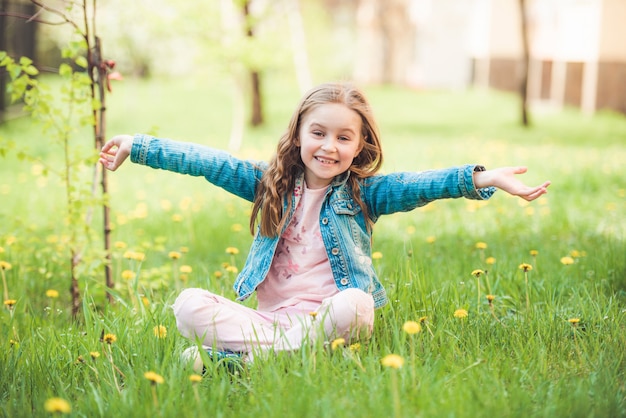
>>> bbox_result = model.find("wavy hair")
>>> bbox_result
[250,82,383,237]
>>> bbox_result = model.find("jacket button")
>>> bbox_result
[331,248,339,255]
[340,278,349,286]
[322,218,328,225]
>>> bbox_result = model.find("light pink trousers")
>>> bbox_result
[173,287,375,356]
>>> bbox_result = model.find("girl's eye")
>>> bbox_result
[313,131,324,137]
[339,136,350,141]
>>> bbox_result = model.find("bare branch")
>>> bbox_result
[0,11,67,25]
[29,0,84,35]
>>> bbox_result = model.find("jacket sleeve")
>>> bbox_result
[362,165,496,220]
[130,134,264,202]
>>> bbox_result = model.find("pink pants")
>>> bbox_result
[172,287,375,355]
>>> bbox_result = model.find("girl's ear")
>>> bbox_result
[294,136,300,147]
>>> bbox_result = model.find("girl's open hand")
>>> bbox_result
[474,166,551,202]
[99,135,133,171]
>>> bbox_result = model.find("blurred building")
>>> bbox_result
[407,0,626,115]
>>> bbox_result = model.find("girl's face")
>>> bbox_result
[297,103,363,189]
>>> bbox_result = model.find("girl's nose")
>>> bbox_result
[321,137,337,152]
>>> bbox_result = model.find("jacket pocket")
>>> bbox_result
[331,199,361,216]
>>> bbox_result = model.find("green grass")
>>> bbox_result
[0,74,625,417]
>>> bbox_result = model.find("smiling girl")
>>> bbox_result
[100,82,550,368]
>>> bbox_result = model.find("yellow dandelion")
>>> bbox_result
[570,250,581,258]
[485,257,496,265]
[213,271,223,279]
[153,325,167,339]
[121,270,136,281]
[0,261,12,270]
[225,247,240,255]
[475,242,488,250]
[180,246,189,253]
[171,214,183,222]
[568,318,580,325]
[309,311,318,320]
[349,343,361,352]
[189,374,202,383]
[131,252,146,262]
[144,371,165,384]
[486,294,495,303]
[471,269,484,277]
[114,241,127,250]
[426,236,436,244]
[90,351,100,360]
[10,339,18,347]
[381,354,404,369]
[331,338,346,351]
[180,265,192,274]
[518,263,533,272]
[4,299,16,307]
[179,274,189,282]
[530,250,538,256]
[46,289,59,298]
[418,316,428,323]
[372,251,383,260]
[231,223,243,232]
[168,251,181,260]
[103,333,117,344]
[0,247,4,254]
[44,397,71,414]
[226,265,238,274]
[453,308,468,319]
[560,256,575,265]
[142,296,150,307]
[402,320,422,335]
[123,250,134,259]
[75,355,85,364]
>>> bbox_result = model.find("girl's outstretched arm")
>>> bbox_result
[99,134,133,171]
[474,166,551,202]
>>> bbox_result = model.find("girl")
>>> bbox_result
[100,82,550,367]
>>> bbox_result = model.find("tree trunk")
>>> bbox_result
[90,37,113,304]
[519,0,531,127]
[242,0,263,126]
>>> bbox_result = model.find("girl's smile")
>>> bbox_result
[298,103,363,189]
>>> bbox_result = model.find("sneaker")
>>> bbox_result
[181,346,244,374]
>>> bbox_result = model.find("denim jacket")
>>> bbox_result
[131,134,496,308]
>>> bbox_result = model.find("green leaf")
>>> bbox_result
[24,65,39,76]
[19,56,33,67]
[59,63,73,77]
[75,56,88,69]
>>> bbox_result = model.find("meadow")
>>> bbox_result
[0,74,625,417]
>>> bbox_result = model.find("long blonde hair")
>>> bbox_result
[250,82,383,237]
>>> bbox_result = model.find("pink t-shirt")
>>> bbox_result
[256,185,338,313]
